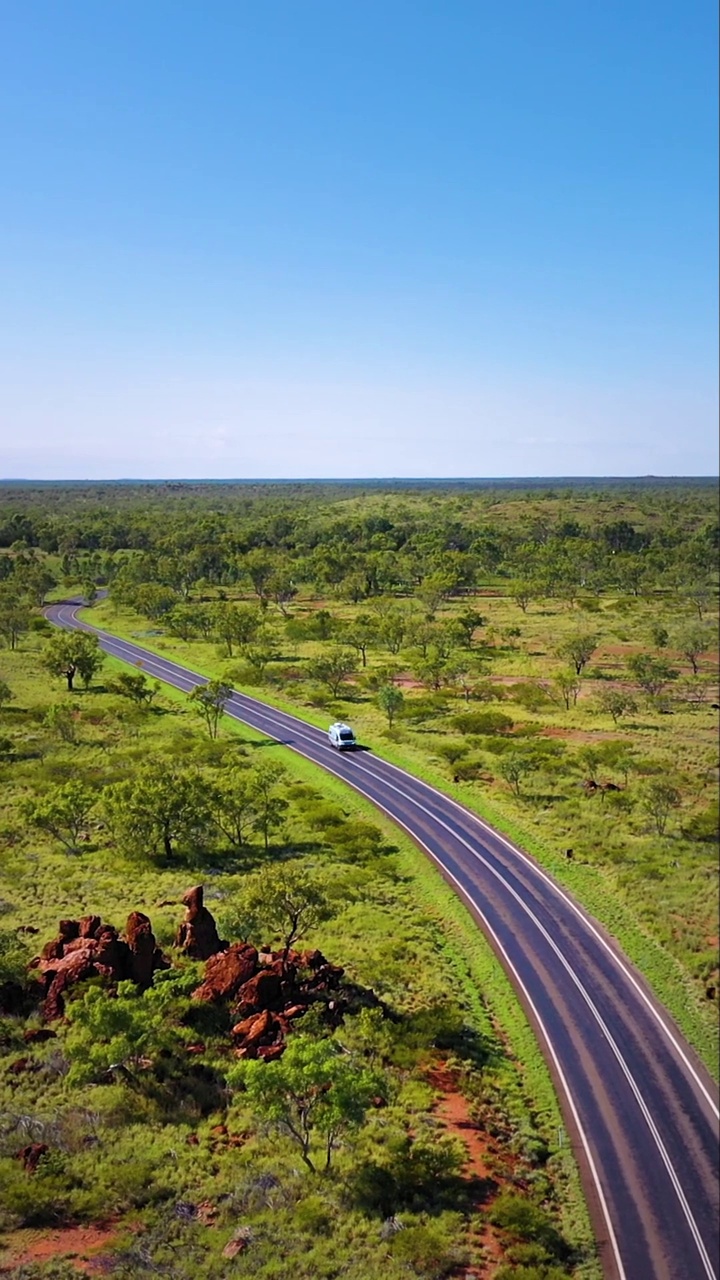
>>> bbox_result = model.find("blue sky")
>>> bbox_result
[0,1,717,478]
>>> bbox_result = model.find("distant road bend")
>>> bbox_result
[48,600,719,1280]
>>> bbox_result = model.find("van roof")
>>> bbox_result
[330,722,354,732]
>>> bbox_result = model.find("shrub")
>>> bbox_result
[682,801,719,843]
[435,743,469,765]
[452,711,514,736]
[390,1216,466,1276]
[489,1192,568,1258]
[452,758,484,782]
[511,683,553,712]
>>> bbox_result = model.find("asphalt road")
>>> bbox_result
[48,600,719,1280]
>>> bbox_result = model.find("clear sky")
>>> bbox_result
[0,1,717,478]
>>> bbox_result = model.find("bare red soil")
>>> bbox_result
[0,1224,117,1275]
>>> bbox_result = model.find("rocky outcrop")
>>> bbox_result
[192,943,259,1002]
[192,943,347,1060]
[32,912,169,1021]
[30,889,371,1065]
[125,911,168,988]
[175,886,227,960]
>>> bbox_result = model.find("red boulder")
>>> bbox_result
[175,886,227,960]
[192,942,259,1002]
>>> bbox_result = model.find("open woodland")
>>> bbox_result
[0,478,717,1279]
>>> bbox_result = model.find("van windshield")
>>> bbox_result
[339,730,354,740]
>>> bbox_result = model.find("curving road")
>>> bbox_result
[48,600,719,1280]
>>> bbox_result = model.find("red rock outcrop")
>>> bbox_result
[33,912,169,1020]
[192,943,258,1002]
[189,935,348,1059]
[175,886,227,960]
[234,970,283,1015]
[125,911,169,988]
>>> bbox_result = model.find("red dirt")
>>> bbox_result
[427,1062,512,1275]
[0,1224,118,1275]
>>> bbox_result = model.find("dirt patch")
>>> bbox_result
[0,1224,118,1275]
[427,1062,512,1275]
[428,1063,494,1182]
[394,675,425,691]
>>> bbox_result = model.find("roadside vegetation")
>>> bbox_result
[0,477,717,1276]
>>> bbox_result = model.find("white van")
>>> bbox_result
[328,722,356,750]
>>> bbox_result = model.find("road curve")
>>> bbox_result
[48,600,719,1280]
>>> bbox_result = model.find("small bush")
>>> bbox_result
[509,683,552,712]
[682,801,719,843]
[452,711,514,736]
[489,1192,568,1259]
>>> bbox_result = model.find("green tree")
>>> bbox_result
[684,579,713,620]
[231,1035,383,1172]
[556,632,599,675]
[0,590,32,650]
[308,647,359,698]
[342,614,377,667]
[267,569,298,616]
[15,564,57,606]
[627,653,679,699]
[596,688,637,725]
[415,647,453,692]
[244,550,276,605]
[552,672,581,709]
[248,759,289,851]
[676,676,711,709]
[210,768,258,849]
[22,781,95,852]
[375,608,408,655]
[649,623,669,649]
[103,763,213,863]
[64,978,183,1086]
[188,679,232,739]
[377,684,404,727]
[43,631,104,691]
[244,641,277,682]
[451,608,485,649]
[509,581,534,613]
[641,780,682,836]
[166,604,199,641]
[43,702,78,742]
[131,582,179,619]
[498,752,537,797]
[212,602,261,657]
[235,864,330,967]
[107,670,160,707]
[675,623,715,675]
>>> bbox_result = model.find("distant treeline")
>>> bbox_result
[0,483,717,614]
